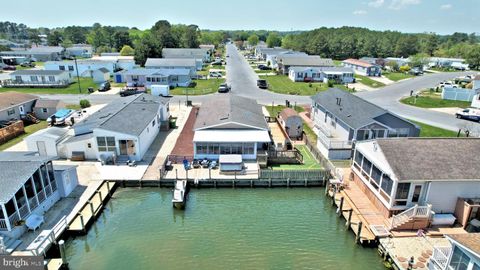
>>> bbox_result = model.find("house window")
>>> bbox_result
[30,76,38,82]
[59,66,65,70]
[243,143,255,155]
[48,76,55,82]
[15,76,22,81]
[354,151,363,167]
[220,145,232,154]
[152,119,156,127]
[208,144,220,155]
[380,174,393,198]
[362,158,372,175]
[449,246,470,270]
[472,263,480,270]
[395,183,410,200]
[147,77,151,82]
[171,76,178,82]
[97,137,116,152]
[42,108,48,113]
[371,165,382,186]
[68,66,74,71]
[196,143,208,154]
[7,109,15,115]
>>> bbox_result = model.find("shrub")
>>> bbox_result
[80,99,91,109]
[399,65,411,73]
[327,80,335,87]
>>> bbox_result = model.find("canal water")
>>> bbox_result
[65,188,384,270]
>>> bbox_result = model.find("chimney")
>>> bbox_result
[338,98,342,106]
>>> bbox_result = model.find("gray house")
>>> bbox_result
[144,58,198,77]
[33,99,66,120]
[311,88,420,160]
[7,70,72,87]
[122,68,192,88]
[0,46,65,62]
[161,48,211,63]
[0,92,38,122]
[277,55,334,75]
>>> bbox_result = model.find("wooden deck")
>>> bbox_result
[268,122,287,147]
[68,181,116,233]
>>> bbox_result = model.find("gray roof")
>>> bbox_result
[145,58,197,67]
[0,152,55,204]
[34,99,63,108]
[311,88,390,129]
[10,70,68,76]
[194,94,268,131]
[376,138,480,181]
[97,68,110,73]
[0,92,38,111]
[289,66,354,73]
[74,94,170,136]
[162,48,209,59]
[29,46,64,53]
[62,132,94,144]
[29,127,69,142]
[280,55,334,67]
[123,68,190,77]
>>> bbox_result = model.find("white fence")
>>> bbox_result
[442,87,478,102]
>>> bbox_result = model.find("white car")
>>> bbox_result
[456,108,480,122]
[209,72,222,78]
[438,81,458,88]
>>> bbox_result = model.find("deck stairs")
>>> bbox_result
[389,204,432,231]
[22,113,40,124]
[0,234,22,254]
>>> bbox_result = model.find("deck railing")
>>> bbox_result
[29,197,38,210]
[430,246,452,270]
[390,204,432,229]
[0,219,7,230]
[2,79,71,88]
[27,215,68,256]
[51,180,58,192]
[317,131,352,150]
[259,169,328,180]
[8,213,20,227]
[37,190,46,203]
[45,185,52,197]
[18,204,29,219]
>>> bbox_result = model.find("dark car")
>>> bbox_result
[2,65,16,71]
[120,88,145,97]
[98,81,111,92]
[218,83,231,93]
[257,79,268,89]
[212,61,223,66]
[257,64,272,70]
[409,68,423,76]
[20,62,35,68]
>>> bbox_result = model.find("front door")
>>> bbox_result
[18,105,25,115]
[119,140,135,156]
[37,141,47,156]
[411,185,422,203]
[119,140,128,155]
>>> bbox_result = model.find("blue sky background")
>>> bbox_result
[3,0,478,34]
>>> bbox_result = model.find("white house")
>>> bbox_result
[311,88,420,160]
[8,70,72,87]
[144,58,198,77]
[121,68,192,88]
[429,233,480,270]
[342,58,382,76]
[92,68,110,83]
[62,94,170,162]
[44,60,115,78]
[162,48,211,63]
[267,51,307,68]
[65,44,93,58]
[193,95,271,161]
[277,55,334,75]
[428,57,469,70]
[288,67,354,84]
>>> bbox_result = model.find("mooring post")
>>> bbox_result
[59,240,68,267]
[79,214,85,231]
[346,209,353,227]
[325,183,329,196]
[175,169,178,180]
[209,169,211,179]
[269,179,272,188]
[98,191,103,205]
[338,197,344,216]
[287,178,290,188]
[186,170,188,180]
[305,179,307,187]
[356,221,363,244]
[332,187,337,206]
[232,180,235,188]
[214,180,217,188]
[89,201,95,216]
[106,181,110,193]
[234,171,237,179]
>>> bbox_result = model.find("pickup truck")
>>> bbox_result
[456,108,480,122]
[120,87,146,97]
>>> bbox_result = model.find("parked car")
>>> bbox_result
[409,68,423,76]
[209,71,222,78]
[455,108,480,122]
[218,83,231,93]
[438,81,458,88]
[257,79,268,89]
[20,62,36,68]
[257,64,272,70]
[47,109,75,126]
[2,65,16,71]
[120,88,146,97]
[98,81,111,92]
[212,61,223,66]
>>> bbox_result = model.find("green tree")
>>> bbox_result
[134,33,162,66]
[421,34,438,56]
[152,20,177,48]
[281,34,295,49]
[112,30,132,51]
[266,32,282,48]
[182,24,200,48]
[28,29,41,46]
[120,45,134,56]
[87,23,106,50]
[80,99,91,108]
[63,26,88,44]
[47,31,63,46]
[409,53,430,68]
[386,61,399,72]
[466,45,480,70]
[247,34,259,46]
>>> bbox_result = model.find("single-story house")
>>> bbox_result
[7,70,72,87]
[277,55,334,75]
[430,234,480,270]
[193,95,271,161]
[267,51,307,68]
[255,47,290,60]
[63,94,170,162]
[162,48,211,63]
[120,68,191,88]
[92,68,110,83]
[33,99,66,120]
[360,57,386,68]
[199,44,215,53]
[288,67,355,84]
[311,88,420,160]
[0,152,78,237]
[385,57,410,68]
[65,44,93,58]
[44,60,116,77]
[342,59,381,76]
[144,58,198,77]
[278,108,303,140]
[91,55,136,70]
[428,57,469,70]
[352,138,480,220]
[0,46,65,62]
[25,127,69,157]
[0,92,38,122]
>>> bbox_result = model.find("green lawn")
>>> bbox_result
[66,104,82,110]
[411,120,460,137]
[333,60,343,66]
[384,72,414,81]
[260,75,331,96]
[0,77,98,94]
[255,69,274,74]
[0,121,48,151]
[170,79,223,95]
[401,90,471,109]
[355,75,386,88]
[272,145,322,170]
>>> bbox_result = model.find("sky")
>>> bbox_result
[2,0,478,34]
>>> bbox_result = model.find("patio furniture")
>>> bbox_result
[183,159,191,170]
[192,160,201,169]
[26,214,44,232]
[165,160,173,171]
[209,161,218,169]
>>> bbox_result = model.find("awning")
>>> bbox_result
[193,130,271,143]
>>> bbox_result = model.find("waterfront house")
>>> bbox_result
[25,127,69,157]
[162,48,211,63]
[62,94,170,162]
[311,88,419,160]
[121,68,192,88]
[278,108,303,140]
[342,58,382,76]
[288,67,354,84]
[192,95,271,161]
[352,138,480,221]
[32,99,66,120]
[0,151,78,237]
[0,92,38,122]
[65,44,93,58]
[144,58,199,76]
[6,70,72,88]
[277,55,334,75]
[429,233,480,270]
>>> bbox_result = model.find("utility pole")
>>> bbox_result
[74,56,81,93]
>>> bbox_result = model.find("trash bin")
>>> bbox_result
[169,118,177,128]
[186,100,192,107]
[88,87,94,93]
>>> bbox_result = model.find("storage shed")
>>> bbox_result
[25,127,69,156]
[33,99,66,120]
[278,108,303,140]
[92,68,110,83]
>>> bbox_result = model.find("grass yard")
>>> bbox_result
[401,90,471,109]
[411,120,461,137]
[303,123,317,142]
[170,79,223,95]
[260,75,330,96]
[65,104,82,110]
[384,72,414,81]
[333,60,343,66]
[271,145,322,170]
[197,66,226,76]
[0,121,48,151]
[255,69,274,74]
[355,75,386,88]
[0,77,98,94]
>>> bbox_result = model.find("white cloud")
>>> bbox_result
[353,10,368,15]
[440,4,452,10]
[368,0,385,8]
[389,0,421,10]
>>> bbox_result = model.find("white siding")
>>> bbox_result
[426,181,480,213]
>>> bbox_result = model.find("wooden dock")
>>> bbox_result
[68,181,117,234]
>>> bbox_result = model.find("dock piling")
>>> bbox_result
[79,214,85,232]
[175,169,178,179]
[59,240,68,268]
[338,197,344,216]
[331,187,336,206]
[356,221,363,244]
[89,201,95,216]
[209,169,211,179]
[346,209,353,227]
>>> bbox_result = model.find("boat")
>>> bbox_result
[172,180,187,209]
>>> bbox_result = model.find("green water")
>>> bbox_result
[65,188,384,270]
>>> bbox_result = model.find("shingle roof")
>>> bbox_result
[343,58,374,68]
[0,152,55,203]
[289,66,353,73]
[145,58,197,67]
[34,99,62,108]
[123,68,191,77]
[447,233,480,256]
[29,46,64,53]
[162,48,209,59]
[10,70,68,76]
[97,67,110,73]
[376,138,480,181]
[311,88,387,129]
[0,92,38,111]
[280,55,334,67]
[194,94,268,131]
[279,108,299,119]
